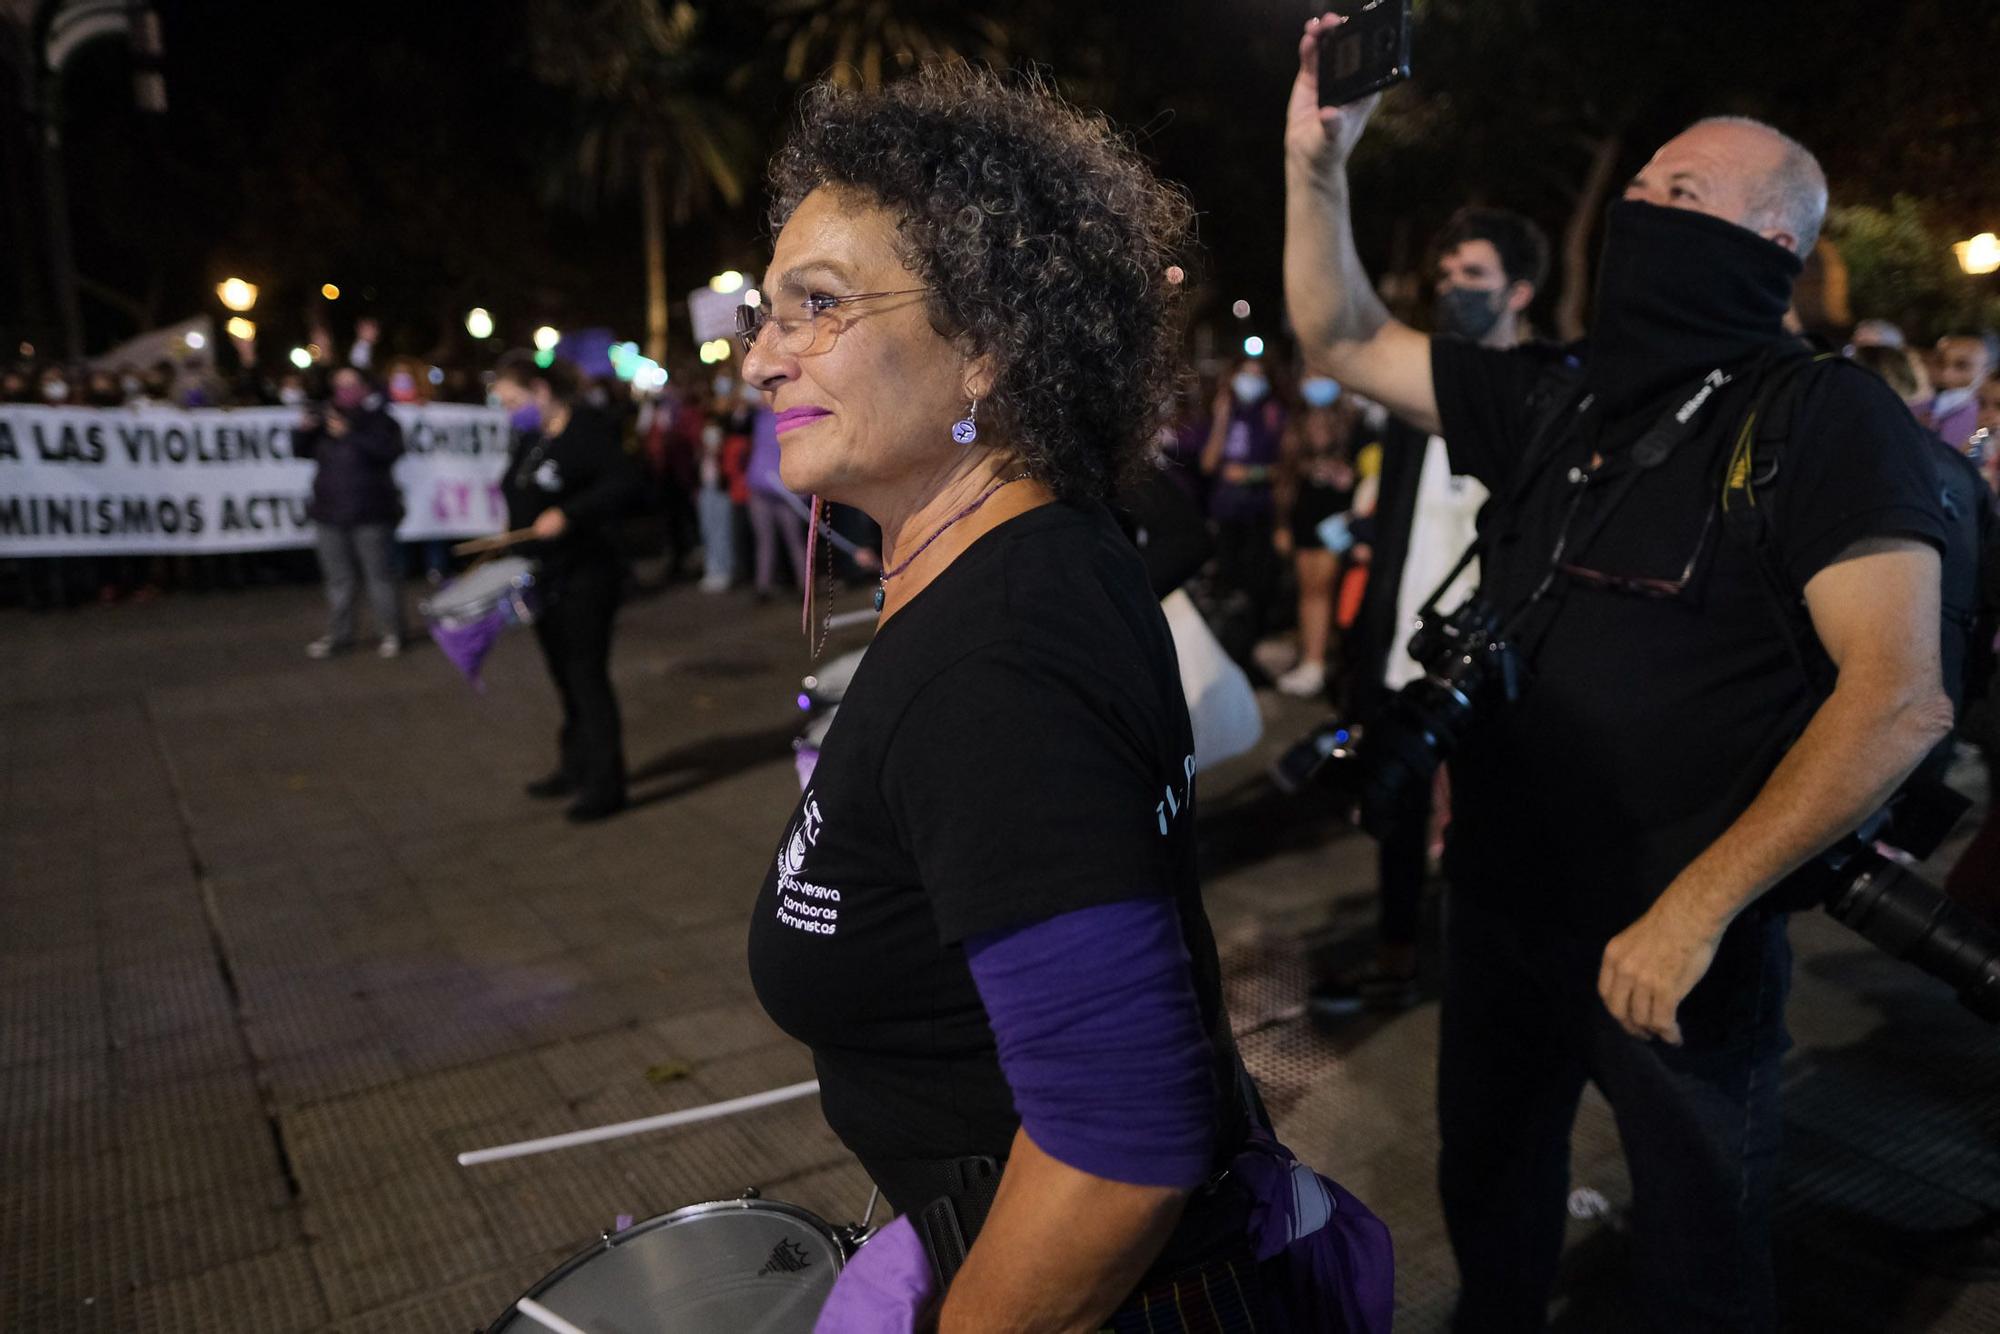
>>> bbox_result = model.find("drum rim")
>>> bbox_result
[421,558,538,621]
[488,1195,847,1331]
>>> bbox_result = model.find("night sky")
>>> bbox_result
[7,0,1995,368]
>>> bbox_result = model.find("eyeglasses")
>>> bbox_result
[1556,503,1717,600]
[735,288,931,358]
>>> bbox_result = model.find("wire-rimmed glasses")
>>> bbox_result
[735,288,931,358]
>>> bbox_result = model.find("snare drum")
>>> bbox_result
[423,555,540,630]
[489,1195,856,1333]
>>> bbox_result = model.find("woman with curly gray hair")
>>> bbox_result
[741,66,1390,1333]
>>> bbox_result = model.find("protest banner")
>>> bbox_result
[0,402,511,556]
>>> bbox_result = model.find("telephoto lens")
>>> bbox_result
[1824,849,2000,1023]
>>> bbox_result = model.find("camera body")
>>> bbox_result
[1272,593,1518,834]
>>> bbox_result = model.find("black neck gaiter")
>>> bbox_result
[1586,200,1803,416]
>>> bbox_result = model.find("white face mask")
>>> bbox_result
[486,390,504,409]
[42,381,69,402]
[279,386,308,406]
[120,375,143,397]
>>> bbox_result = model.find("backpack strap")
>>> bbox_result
[1720,351,1839,696]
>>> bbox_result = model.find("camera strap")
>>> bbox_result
[1493,361,1750,642]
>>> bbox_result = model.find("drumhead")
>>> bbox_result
[424,557,535,622]
[490,1198,847,1334]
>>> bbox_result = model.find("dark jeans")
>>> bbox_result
[1374,762,1434,951]
[1210,513,1279,668]
[532,561,627,806]
[1438,892,1791,1334]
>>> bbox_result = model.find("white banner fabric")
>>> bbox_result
[0,403,512,556]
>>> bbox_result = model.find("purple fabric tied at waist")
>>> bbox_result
[811,1136,1393,1332]
[1234,1129,1395,1334]
[813,1215,933,1334]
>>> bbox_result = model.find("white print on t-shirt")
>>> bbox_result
[775,791,841,936]
[1155,753,1198,836]
[534,459,563,492]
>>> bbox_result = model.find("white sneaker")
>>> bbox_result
[377,635,404,659]
[305,636,342,660]
[1276,661,1326,698]
[699,573,731,594]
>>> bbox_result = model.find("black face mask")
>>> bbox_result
[1588,199,1802,413]
[1434,285,1508,342]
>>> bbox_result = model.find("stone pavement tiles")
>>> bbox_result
[2,580,1996,1332]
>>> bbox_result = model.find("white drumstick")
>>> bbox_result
[515,1297,592,1334]
[456,1080,821,1166]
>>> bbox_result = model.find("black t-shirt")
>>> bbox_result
[747,501,1240,1179]
[1429,339,1948,938]
[503,407,642,573]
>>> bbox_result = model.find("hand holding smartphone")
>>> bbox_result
[1317,0,1412,108]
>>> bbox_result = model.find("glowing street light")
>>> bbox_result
[709,270,745,295]
[225,317,257,342]
[1231,299,1252,320]
[698,338,734,365]
[1243,335,1266,357]
[217,277,258,312]
[1955,233,2000,277]
[321,283,341,300]
[289,347,313,370]
[742,288,763,308]
[183,331,206,351]
[533,325,560,351]
[465,307,495,339]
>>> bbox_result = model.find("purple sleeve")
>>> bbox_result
[963,897,1217,1189]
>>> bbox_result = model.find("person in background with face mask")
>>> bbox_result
[1272,376,1359,697]
[1923,333,1994,453]
[1311,205,1547,1016]
[494,353,645,822]
[1200,355,1287,673]
[293,368,409,660]
[38,367,71,403]
[1287,13,1952,1330]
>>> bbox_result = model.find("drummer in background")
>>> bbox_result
[493,354,645,824]
[742,68,1389,1332]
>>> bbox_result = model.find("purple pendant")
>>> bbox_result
[951,418,978,446]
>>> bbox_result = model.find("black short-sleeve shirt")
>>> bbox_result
[747,501,1238,1174]
[1428,338,1948,937]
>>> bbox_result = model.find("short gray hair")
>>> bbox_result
[1692,116,1828,255]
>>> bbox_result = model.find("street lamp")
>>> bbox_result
[289,347,312,370]
[465,307,495,339]
[225,317,256,342]
[1243,335,1266,357]
[709,270,745,295]
[533,325,560,351]
[1955,233,2000,277]
[321,283,341,300]
[217,277,258,312]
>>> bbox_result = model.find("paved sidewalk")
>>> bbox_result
[2,579,1995,1332]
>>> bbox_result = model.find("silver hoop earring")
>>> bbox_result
[951,398,979,446]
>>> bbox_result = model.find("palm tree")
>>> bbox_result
[762,0,1008,91]
[528,0,757,364]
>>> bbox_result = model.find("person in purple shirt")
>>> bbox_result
[741,381,812,599]
[739,66,1389,1334]
[1201,356,1289,668]
[1923,333,1992,453]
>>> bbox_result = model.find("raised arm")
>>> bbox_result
[1284,13,1439,434]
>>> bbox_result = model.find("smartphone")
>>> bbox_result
[1318,0,1412,108]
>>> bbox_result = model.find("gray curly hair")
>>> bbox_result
[767,64,1196,501]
